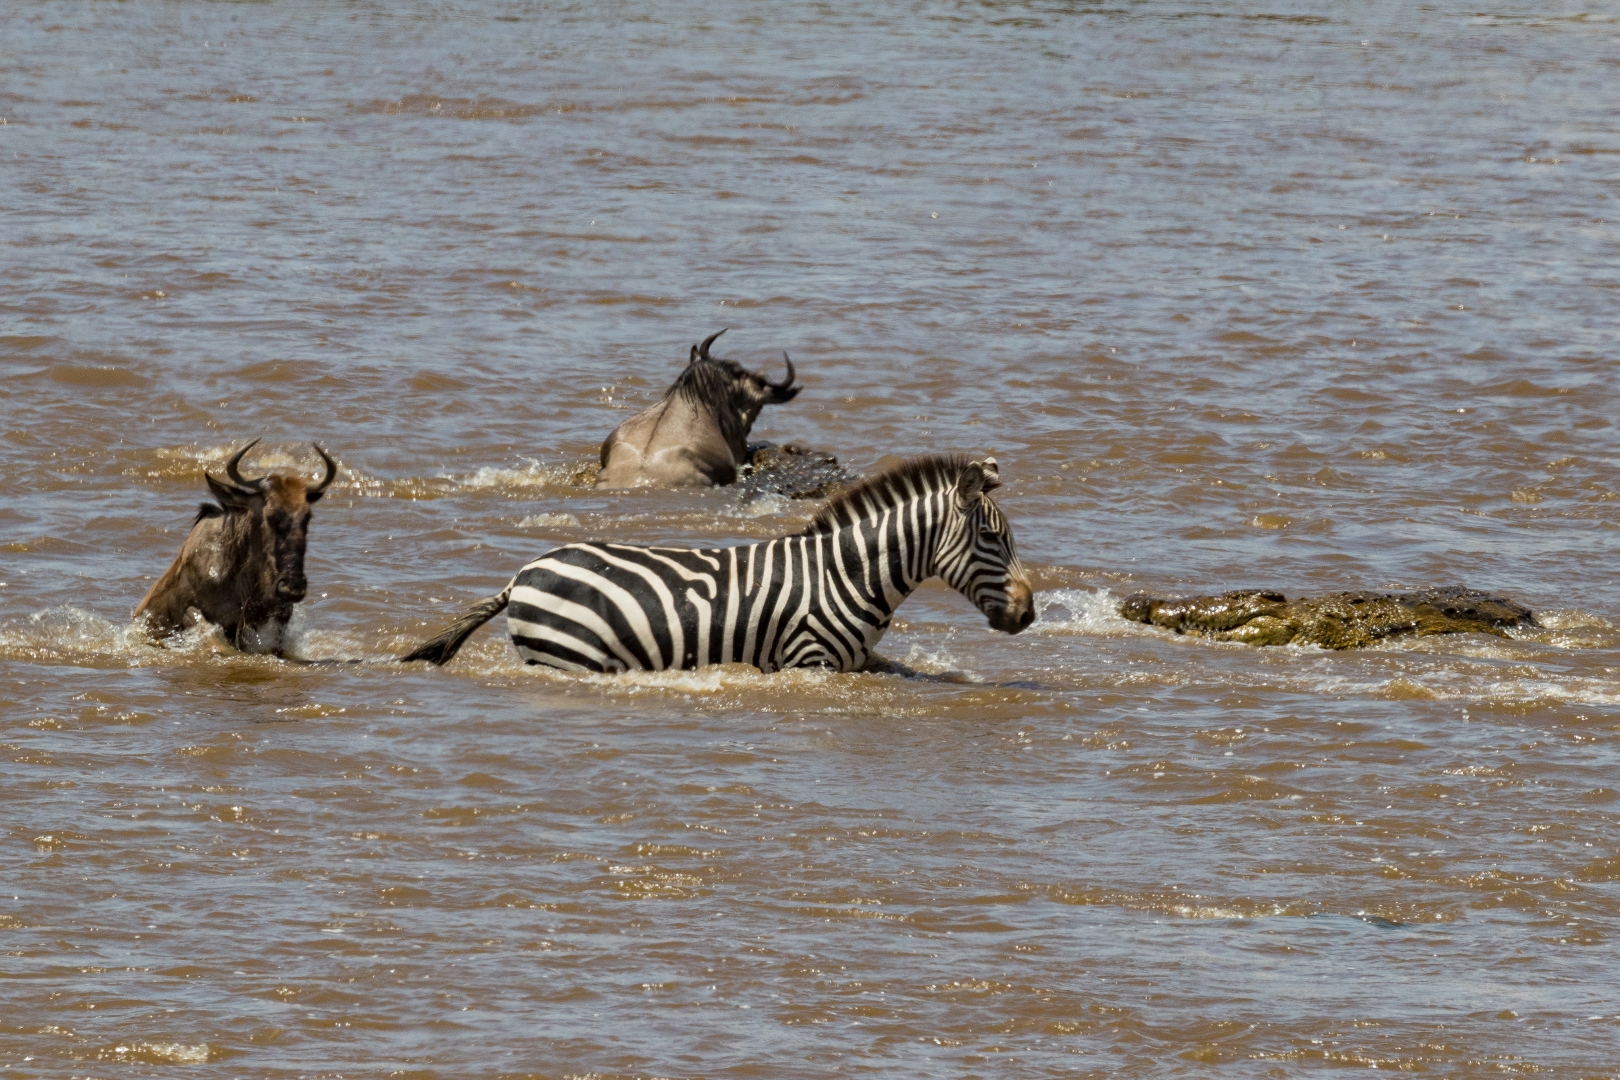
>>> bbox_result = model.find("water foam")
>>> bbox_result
[725,492,796,519]
[1028,588,1141,637]
[899,642,979,680]
[1535,608,1615,633]
[0,605,193,666]
[1237,663,1620,708]
[456,459,582,491]
[339,458,598,502]
[96,1042,212,1064]
[585,664,816,696]
[135,442,334,483]
[0,604,378,667]
[518,511,582,529]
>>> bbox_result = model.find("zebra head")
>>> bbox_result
[934,458,1035,634]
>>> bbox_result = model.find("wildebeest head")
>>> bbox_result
[203,439,337,604]
[675,328,800,439]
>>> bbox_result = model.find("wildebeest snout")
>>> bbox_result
[276,572,308,601]
[274,536,309,602]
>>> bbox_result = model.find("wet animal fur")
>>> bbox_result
[596,329,801,489]
[134,440,336,653]
[396,582,515,665]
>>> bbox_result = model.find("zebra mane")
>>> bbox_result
[801,454,970,534]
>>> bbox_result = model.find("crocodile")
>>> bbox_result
[1118,586,1538,649]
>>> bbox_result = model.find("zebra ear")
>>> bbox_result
[956,461,988,509]
[976,457,1002,492]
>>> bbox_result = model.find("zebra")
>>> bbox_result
[398,455,1034,672]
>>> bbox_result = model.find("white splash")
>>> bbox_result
[901,642,978,680]
[101,1042,212,1064]
[727,492,795,519]
[518,512,582,529]
[0,606,185,665]
[1028,588,1140,636]
[456,459,578,491]
[0,604,378,667]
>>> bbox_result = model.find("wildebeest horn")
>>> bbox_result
[306,444,338,501]
[697,327,727,362]
[224,439,268,492]
[773,351,797,392]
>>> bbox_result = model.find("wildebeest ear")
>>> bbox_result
[205,471,258,510]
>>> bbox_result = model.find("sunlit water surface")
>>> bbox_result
[3,2,1618,1076]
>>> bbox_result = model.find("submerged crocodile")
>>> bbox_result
[564,442,855,500]
[735,442,858,500]
[1119,586,1538,649]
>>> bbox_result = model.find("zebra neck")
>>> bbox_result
[826,488,947,615]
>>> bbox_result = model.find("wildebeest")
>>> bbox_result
[595,329,801,489]
[134,439,337,654]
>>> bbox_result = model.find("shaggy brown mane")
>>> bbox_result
[801,454,969,534]
[665,356,744,407]
[661,358,752,455]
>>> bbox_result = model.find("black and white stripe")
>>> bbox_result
[399,455,1033,672]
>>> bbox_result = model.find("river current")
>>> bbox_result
[3,2,1618,1076]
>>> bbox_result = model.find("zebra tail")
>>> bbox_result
[397,578,515,665]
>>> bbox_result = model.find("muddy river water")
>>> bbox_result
[3,2,1618,1076]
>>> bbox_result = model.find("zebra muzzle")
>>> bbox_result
[986,580,1036,634]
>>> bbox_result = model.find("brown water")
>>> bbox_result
[4,2,1619,1076]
